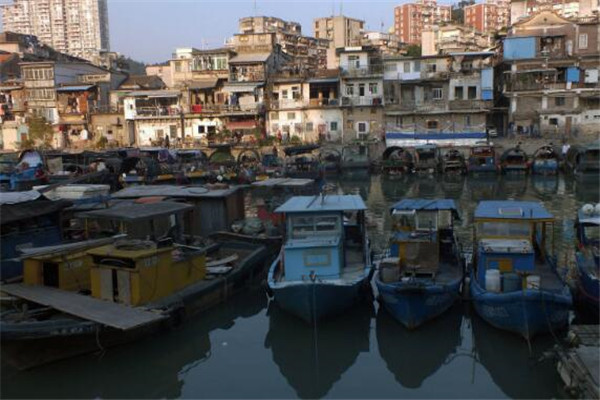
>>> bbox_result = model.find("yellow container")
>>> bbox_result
[23,251,93,292]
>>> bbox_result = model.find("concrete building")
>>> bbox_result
[422,24,494,56]
[361,31,405,55]
[146,64,173,88]
[394,0,452,45]
[1,0,110,62]
[313,15,365,48]
[511,0,599,23]
[501,11,600,136]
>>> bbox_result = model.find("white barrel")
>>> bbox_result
[526,275,541,290]
[485,269,501,293]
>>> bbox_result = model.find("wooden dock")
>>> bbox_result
[557,325,599,400]
[1,284,165,330]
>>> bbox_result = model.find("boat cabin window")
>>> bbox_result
[289,214,340,239]
[416,211,437,231]
[477,221,531,237]
[583,224,600,243]
[392,210,416,231]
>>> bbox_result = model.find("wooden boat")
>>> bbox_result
[500,146,530,174]
[375,199,463,329]
[121,147,178,186]
[207,144,238,182]
[176,149,209,183]
[0,150,48,191]
[565,141,600,174]
[319,148,342,175]
[572,204,599,317]
[381,146,414,175]
[469,201,572,339]
[267,194,374,323]
[0,191,71,282]
[283,144,322,180]
[439,148,466,175]
[258,151,284,180]
[0,201,270,369]
[413,144,439,174]
[467,143,498,174]
[341,143,370,170]
[531,145,559,175]
[237,148,262,183]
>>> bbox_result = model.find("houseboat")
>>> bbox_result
[439,148,466,175]
[531,145,559,175]
[381,147,414,175]
[467,143,498,174]
[341,143,370,170]
[413,144,439,174]
[1,201,270,369]
[565,141,600,174]
[283,145,322,180]
[319,148,342,175]
[470,200,572,339]
[267,194,374,323]
[573,203,599,316]
[500,146,530,174]
[375,199,463,329]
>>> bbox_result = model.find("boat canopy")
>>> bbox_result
[112,185,239,199]
[475,201,554,221]
[276,194,366,213]
[0,197,72,224]
[390,199,459,219]
[76,201,192,222]
[283,144,320,157]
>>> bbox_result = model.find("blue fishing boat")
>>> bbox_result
[267,194,374,323]
[467,143,498,174]
[470,201,572,339]
[375,199,463,329]
[531,145,559,175]
[500,146,530,174]
[573,203,599,316]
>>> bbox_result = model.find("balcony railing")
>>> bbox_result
[342,66,384,77]
[189,102,264,114]
[449,99,493,110]
[341,96,383,107]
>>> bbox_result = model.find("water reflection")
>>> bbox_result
[470,311,566,399]
[498,174,529,199]
[465,175,501,201]
[530,175,559,199]
[264,301,372,399]
[376,304,462,389]
[440,175,466,199]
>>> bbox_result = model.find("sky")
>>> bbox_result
[106,0,452,64]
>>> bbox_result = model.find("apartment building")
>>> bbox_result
[394,0,452,45]
[501,11,600,136]
[361,31,405,55]
[511,0,599,23]
[1,0,110,62]
[422,24,494,56]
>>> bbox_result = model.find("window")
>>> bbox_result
[197,126,205,134]
[416,211,437,230]
[359,84,365,96]
[432,88,443,100]
[346,84,354,96]
[555,97,565,106]
[427,63,437,73]
[549,118,559,125]
[348,55,360,68]
[271,123,279,131]
[330,121,338,131]
[346,119,354,129]
[454,86,464,100]
[385,63,397,72]
[287,112,296,120]
[174,62,182,73]
[291,86,300,100]
[468,86,477,100]
[169,125,177,138]
[478,222,530,237]
[465,115,471,126]
[368,83,378,95]
[414,61,421,72]
[290,215,340,239]
[357,122,367,132]
[579,33,588,49]
[426,120,438,129]
[306,122,314,132]
[270,112,278,120]
[282,89,288,99]
[403,62,411,73]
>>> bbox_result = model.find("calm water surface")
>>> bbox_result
[2,173,599,399]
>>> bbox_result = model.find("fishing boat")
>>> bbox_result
[319,148,342,175]
[565,141,600,174]
[572,203,599,316]
[341,143,370,170]
[176,149,209,184]
[207,144,238,182]
[267,194,374,323]
[500,146,530,174]
[413,144,439,174]
[439,148,466,175]
[375,199,463,329]
[469,200,572,339]
[381,146,414,175]
[531,145,559,175]
[0,201,270,369]
[1,150,49,191]
[283,144,322,180]
[258,149,284,180]
[237,148,262,183]
[121,147,178,186]
[467,143,498,174]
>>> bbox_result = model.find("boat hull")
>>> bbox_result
[532,160,558,175]
[375,273,461,329]
[573,252,600,316]
[470,278,572,339]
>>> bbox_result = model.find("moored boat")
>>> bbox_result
[319,147,342,175]
[381,146,414,175]
[413,144,439,174]
[500,146,530,174]
[572,203,599,317]
[565,141,600,174]
[469,200,572,339]
[267,194,374,323]
[531,145,559,175]
[439,148,466,175]
[467,143,498,174]
[283,144,322,180]
[375,199,463,329]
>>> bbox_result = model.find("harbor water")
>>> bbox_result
[2,173,599,399]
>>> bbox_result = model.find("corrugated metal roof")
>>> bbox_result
[0,190,41,205]
[223,82,263,92]
[187,78,218,90]
[56,85,95,92]
[76,201,193,222]
[276,195,366,213]
[474,201,554,220]
[390,199,458,214]
[228,53,271,63]
[112,185,240,199]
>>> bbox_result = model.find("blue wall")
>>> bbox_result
[481,68,494,90]
[504,37,536,60]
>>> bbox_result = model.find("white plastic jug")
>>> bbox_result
[485,269,501,293]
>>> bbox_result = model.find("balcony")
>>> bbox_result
[342,66,384,78]
[270,99,304,110]
[449,99,493,110]
[306,98,340,108]
[341,96,384,107]
[189,102,264,115]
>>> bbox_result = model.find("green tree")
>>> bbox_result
[27,116,54,148]
[405,45,422,57]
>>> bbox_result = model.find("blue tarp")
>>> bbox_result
[481,89,493,100]
[390,199,459,217]
[475,201,554,220]
[276,195,367,213]
[481,68,494,90]
[503,37,536,60]
[566,67,580,82]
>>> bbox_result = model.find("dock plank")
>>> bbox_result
[1,284,165,330]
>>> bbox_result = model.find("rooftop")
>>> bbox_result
[474,201,554,220]
[76,201,193,222]
[390,199,459,216]
[276,194,367,213]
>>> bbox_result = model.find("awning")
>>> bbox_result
[229,53,271,63]
[125,90,180,98]
[56,85,95,92]
[307,77,339,84]
[226,120,257,130]
[0,85,23,91]
[188,78,218,90]
[223,83,263,93]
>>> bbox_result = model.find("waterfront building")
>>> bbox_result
[0,0,110,63]
[465,0,511,33]
[422,24,494,56]
[511,0,599,23]
[394,0,452,45]
[501,11,600,136]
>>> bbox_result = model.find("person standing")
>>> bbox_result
[561,141,570,159]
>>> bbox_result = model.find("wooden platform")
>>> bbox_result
[1,284,165,330]
[557,325,600,399]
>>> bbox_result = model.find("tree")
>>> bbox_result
[27,116,54,148]
[405,45,422,57]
